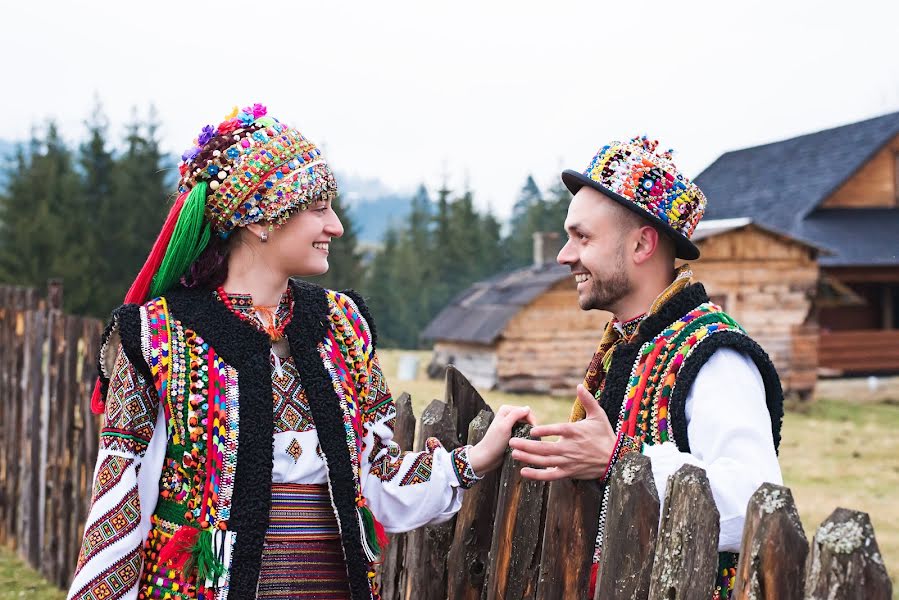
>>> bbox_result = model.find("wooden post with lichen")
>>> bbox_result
[732,483,807,600]
[594,452,660,600]
[484,423,547,600]
[647,464,719,600]
[446,409,499,600]
[804,508,892,600]
[376,393,416,600]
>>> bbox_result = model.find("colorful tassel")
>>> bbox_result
[89,381,106,415]
[157,525,200,571]
[124,190,189,305]
[193,527,225,585]
[357,503,388,561]
[151,181,211,298]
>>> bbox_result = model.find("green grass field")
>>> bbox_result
[2,348,896,597]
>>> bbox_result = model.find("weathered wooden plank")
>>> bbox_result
[485,424,547,600]
[594,452,659,600]
[733,483,807,600]
[403,398,459,600]
[536,475,602,600]
[376,393,416,600]
[805,508,892,600]
[648,464,719,600]
[447,409,498,600]
[444,365,490,445]
[19,304,47,565]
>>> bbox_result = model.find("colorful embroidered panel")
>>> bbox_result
[70,547,143,600]
[100,349,157,455]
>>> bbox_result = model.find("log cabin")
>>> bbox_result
[423,223,823,398]
[697,111,899,377]
[423,111,899,396]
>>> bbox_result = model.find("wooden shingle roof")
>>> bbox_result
[421,263,570,344]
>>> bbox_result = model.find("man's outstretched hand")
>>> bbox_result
[508,384,617,481]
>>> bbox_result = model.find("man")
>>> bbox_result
[508,136,783,600]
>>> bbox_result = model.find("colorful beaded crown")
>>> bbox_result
[178,104,337,235]
[561,136,707,260]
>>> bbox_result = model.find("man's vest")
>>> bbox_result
[595,282,784,599]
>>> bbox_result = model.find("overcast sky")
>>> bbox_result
[4,1,898,218]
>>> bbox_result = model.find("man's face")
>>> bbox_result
[557,187,632,312]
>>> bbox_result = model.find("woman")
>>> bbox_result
[68,104,531,600]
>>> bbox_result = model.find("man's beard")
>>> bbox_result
[579,247,630,312]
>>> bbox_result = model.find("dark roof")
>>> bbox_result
[796,209,899,267]
[421,263,571,344]
[695,111,899,265]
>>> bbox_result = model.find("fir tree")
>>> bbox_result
[0,123,86,311]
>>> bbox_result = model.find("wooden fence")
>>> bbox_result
[0,283,894,598]
[0,281,104,589]
[378,366,893,600]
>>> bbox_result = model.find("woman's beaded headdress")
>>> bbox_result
[178,104,337,235]
[91,104,338,414]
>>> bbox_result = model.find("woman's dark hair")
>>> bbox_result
[183,233,232,290]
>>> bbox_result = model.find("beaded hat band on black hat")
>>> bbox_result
[561,136,707,260]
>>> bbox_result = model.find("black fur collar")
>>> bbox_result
[164,282,372,599]
[599,283,711,427]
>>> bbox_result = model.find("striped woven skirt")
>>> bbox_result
[256,483,351,599]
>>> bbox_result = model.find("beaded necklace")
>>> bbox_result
[214,286,293,341]
[214,287,294,377]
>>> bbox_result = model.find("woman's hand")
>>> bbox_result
[466,405,536,475]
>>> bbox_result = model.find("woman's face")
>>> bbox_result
[265,198,344,277]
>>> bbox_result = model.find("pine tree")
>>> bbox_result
[0,123,87,311]
[77,101,118,313]
[107,108,169,311]
[503,175,545,268]
[365,228,406,347]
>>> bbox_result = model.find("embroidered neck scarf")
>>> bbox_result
[570,265,694,422]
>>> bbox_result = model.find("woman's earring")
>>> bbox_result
[260,231,269,243]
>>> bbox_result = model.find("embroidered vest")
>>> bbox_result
[595,283,784,600]
[108,281,382,600]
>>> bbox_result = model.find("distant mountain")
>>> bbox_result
[334,171,412,243]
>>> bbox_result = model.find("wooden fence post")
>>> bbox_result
[444,365,490,445]
[594,452,660,600]
[485,424,547,600]
[732,483,807,600]
[446,409,498,600]
[536,476,603,600]
[804,508,892,600]
[403,398,459,600]
[19,300,47,566]
[377,393,416,600]
[648,464,719,600]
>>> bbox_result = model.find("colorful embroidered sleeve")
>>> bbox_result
[68,346,163,600]
[358,351,479,533]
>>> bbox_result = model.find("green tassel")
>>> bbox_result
[192,527,225,585]
[359,505,381,556]
[151,182,211,298]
